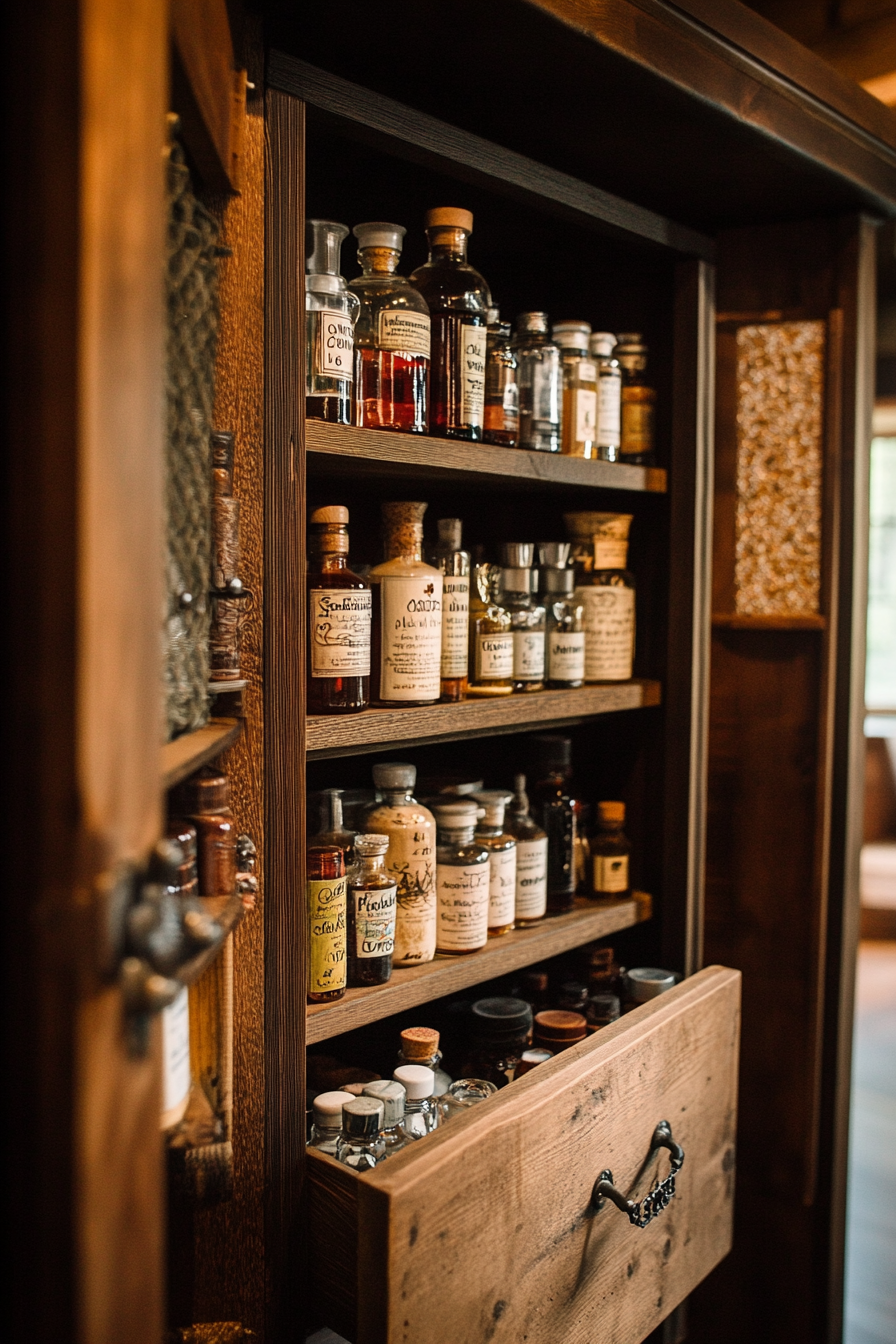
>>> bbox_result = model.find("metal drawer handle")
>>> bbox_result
[591,1120,685,1229]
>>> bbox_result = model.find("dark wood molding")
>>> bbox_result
[170,0,245,191]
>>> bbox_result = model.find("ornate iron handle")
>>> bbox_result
[591,1120,685,1228]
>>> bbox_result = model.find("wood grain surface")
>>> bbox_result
[711,613,827,630]
[161,718,242,789]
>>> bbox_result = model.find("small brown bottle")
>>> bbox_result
[616,333,657,465]
[307,845,347,1003]
[590,801,632,899]
[307,506,371,714]
[171,769,237,897]
[348,834,397,988]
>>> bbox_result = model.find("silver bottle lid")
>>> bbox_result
[501,542,534,568]
[437,517,463,550]
[472,790,513,829]
[541,568,574,595]
[515,311,549,336]
[626,967,678,1003]
[537,541,570,568]
[363,1079,407,1126]
[353,220,406,252]
[372,761,417,792]
[590,332,617,358]
[353,833,390,858]
[501,567,530,592]
[312,1090,355,1127]
[394,1064,435,1100]
[552,320,592,349]
[342,1096,385,1137]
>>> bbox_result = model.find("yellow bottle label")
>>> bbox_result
[308,876,347,994]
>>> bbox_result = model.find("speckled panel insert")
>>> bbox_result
[735,320,825,615]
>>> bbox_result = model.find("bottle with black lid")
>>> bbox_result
[463,996,534,1087]
[529,734,578,913]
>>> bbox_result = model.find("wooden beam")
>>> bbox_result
[170,0,245,191]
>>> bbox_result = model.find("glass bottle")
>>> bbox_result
[589,332,622,462]
[529,735,577,913]
[484,317,519,446]
[615,332,656,465]
[468,563,513,696]
[537,542,585,689]
[472,791,517,936]
[170,769,237,897]
[430,517,470,702]
[408,208,490,440]
[439,1078,497,1122]
[553,321,598,459]
[336,1097,386,1171]
[348,834,397,987]
[397,1026,452,1098]
[515,312,561,452]
[305,220,360,425]
[350,221,430,434]
[500,543,545,693]
[315,788,356,859]
[369,501,443,705]
[307,505,371,715]
[308,1090,355,1155]
[464,997,533,1087]
[590,801,632,899]
[366,762,436,967]
[393,1065,440,1136]
[432,800,491,954]
[362,1080,418,1157]
[572,513,636,683]
[306,845,347,1003]
[506,774,548,926]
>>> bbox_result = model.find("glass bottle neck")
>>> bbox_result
[427,227,469,262]
[316,553,348,571]
[477,823,503,838]
[441,827,477,845]
[354,854,387,880]
[359,247,400,275]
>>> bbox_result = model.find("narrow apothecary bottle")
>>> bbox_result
[409,208,489,440]
[570,512,635,683]
[433,801,490,954]
[515,312,561,452]
[484,316,519,446]
[307,505,371,714]
[308,1090,355,1155]
[501,543,545,693]
[554,321,598,458]
[366,762,436,966]
[369,502,442,705]
[507,774,548,925]
[538,542,585,688]
[350,221,430,434]
[306,845,347,1003]
[468,563,513,696]
[591,801,632,899]
[337,1097,385,1171]
[615,332,656,464]
[348,834,397,987]
[430,517,470,702]
[589,332,622,462]
[363,1080,417,1157]
[473,791,517,936]
[305,221,359,425]
[530,735,578,913]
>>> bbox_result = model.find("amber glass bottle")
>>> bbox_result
[307,845,347,1004]
[348,834,396,987]
[590,801,632,899]
[307,505,371,714]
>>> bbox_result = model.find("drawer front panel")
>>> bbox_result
[309,964,740,1344]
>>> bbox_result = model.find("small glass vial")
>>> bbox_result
[432,800,491,954]
[615,332,656,464]
[308,1090,355,1155]
[316,788,355,858]
[430,517,470,702]
[369,501,443,706]
[484,318,519,446]
[529,734,578,913]
[366,762,437,967]
[537,542,585,689]
[336,1097,386,1171]
[350,221,430,434]
[362,1080,418,1158]
[553,321,598,458]
[515,312,561,452]
[586,992,621,1033]
[573,513,636,683]
[589,332,622,461]
[393,1064,440,1137]
[465,997,533,1087]
[468,563,513,696]
[307,505,371,714]
[591,801,632,899]
[501,543,545,693]
[348,834,397,987]
[471,790,517,936]
[397,1026,452,1098]
[305,220,360,425]
[306,845,347,1003]
[506,775,548,926]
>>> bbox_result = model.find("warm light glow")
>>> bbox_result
[862,70,896,106]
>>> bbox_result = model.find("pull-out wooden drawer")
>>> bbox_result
[308,965,740,1344]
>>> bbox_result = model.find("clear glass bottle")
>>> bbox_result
[397,1026,452,1098]
[369,501,443,705]
[362,1080,418,1157]
[307,505,371,714]
[316,788,356,858]
[589,332,622,462]
[615,332,656,465]
[484,317,519,446]
[529,735,577,914]
[553,321,598,458]
[432,800,491,954]
[464,997,534,1086]
[590,801,632,899]
[348,834,397,987]
[308,1090,355,1155]
[306,845,347,1003]
[366,763,437,967]
[430,517,470,702]
[468,563,513,696]
[537,542,585,688]
[472,791,517,936]
[336,1097,386,1170]
[506,774,548,926]
[500,543,545,693]
[393,1065,440,1136]
[572,513,636,683]
[350,221,430,434]
[439,1078,497,1122]
[305,220,360,425]
[408,208,490,441]
[515,312,561,452]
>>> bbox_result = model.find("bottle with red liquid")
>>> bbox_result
[307,505,371,714]
[350,221,430,434]
[409,208,490,441]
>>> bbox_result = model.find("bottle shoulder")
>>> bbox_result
[349,275,430,313]
[408,261,490,313]
[308,566,370,590]
[366,801,435,830]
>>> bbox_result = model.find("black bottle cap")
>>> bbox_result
[531,734,572,769]
[471,996,533,1042]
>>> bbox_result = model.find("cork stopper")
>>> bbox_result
[400,1027,440,1060]
[425,207,473,232]
[598,800,626,824]
[310,505,349,525]
[381,501,427,560]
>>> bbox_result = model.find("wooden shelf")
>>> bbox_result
[306,421,667,494]
[306,893,650,1044]
[307,680,661,760]
[712,613,826,630]
[174,896,245,989]
[161,718,242,789]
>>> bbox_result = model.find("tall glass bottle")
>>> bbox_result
[305,221,359,425]
[589,332,622,462]
[553,321,598,459]
[571,513,635,683]
[316,788,356,858]
[432,801,490,955]
[307,505,371,714]
[472,791,517,936]
[500,543,545,693]
[409,208,490,441]
[507,774,548,926]
[366,762,437,967]
[468,563,513,696]
[515,313,561,452]
[348,834,397,987]
[430,517,470,702]
[306,845,347,1003]
[350,221,430,434]
[537,542,585,689]
[529,735,578,914]
[369,502,443,706]
[484,317,519,446]
[615,333,656,465]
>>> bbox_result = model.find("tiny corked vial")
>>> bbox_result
[306,845,347,1003]
[430,517,471,702]
[307,505,371,715]
[506,775,548,926]
[484,315,519,446]
[591,801,632,899]
[554,320,598,458]
[589,332,623,461]
[465,997,534,1086]
[433,800,491,954]
[515,312,561,452]
[393,1064,440,1136]
[397,1026,452,1098]
[348,834,397,987]
[366,762,437,967]
[305,221,359,425]
[472,791,517,936]
[362,1080,417,1157]
[308,1090,355,1155]
[337,1097,386,1171]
